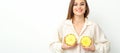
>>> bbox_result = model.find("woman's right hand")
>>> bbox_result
[61,43,77,50]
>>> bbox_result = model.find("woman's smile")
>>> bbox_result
[76,8,83,13]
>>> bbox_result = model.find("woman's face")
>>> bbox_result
[73,0,86,16]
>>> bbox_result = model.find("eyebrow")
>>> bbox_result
[80,2,85,4]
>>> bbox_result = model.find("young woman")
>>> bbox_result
[50,0,110,53]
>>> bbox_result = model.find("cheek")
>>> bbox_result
[84,7,86,11]
[81,6,86,11]
[73,7,78,12]
[73,7,75,11]
[72,7,75,14]
[80,7,86,13]
[83,8,86,13]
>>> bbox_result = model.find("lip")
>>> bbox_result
[76,9,83,13]
[77,9,83,12]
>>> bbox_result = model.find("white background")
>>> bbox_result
[0,0,120,53]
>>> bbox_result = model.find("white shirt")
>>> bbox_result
[50,19,110,53]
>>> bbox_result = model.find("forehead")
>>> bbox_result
[74,0,85,3]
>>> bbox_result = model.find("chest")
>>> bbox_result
[62,25,94,39]
[73,24,84,35]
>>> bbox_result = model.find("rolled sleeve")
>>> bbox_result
[50,42,63,53]
[94,24,110,53]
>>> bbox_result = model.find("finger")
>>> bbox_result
[83,47,90,51]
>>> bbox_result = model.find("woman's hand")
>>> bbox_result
[61,42,77,50]
[82,39,95,52]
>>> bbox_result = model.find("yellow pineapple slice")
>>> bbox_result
[64,34,77,46]
[80,36,91,47]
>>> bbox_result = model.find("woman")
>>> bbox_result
[50,0,110,53]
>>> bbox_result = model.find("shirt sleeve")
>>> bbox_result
[93,24,110,53]
[49,23,64,53]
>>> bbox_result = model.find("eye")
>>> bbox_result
[73,3,77,6]
[80,2,85,6]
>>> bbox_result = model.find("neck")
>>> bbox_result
[72,15,85,24]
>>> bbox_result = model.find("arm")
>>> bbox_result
[49,25,63,53]
[93,24,110,53]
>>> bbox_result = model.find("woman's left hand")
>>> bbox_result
[82,39,95,52]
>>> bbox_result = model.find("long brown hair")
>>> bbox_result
[66,0,89,19]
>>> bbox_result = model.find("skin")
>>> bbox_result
[62,0,95,52]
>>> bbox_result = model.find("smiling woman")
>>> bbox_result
[50,0,109,53]
[49,0,110,53]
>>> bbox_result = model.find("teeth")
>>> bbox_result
[77,10,82,12]
[77,9,82,12]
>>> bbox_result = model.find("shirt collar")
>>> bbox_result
[65,18,92,26]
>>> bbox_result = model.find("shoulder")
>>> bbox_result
[87,19,100,27]
[60,19,72,26]
[86,19,104,35]
[58,19,72,31]
[58,19,72,30]
[86,19,102,30]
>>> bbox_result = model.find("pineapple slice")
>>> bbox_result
[64,34,77,46]
[80,36,91,47]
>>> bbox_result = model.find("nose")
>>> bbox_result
[77,5,81,9]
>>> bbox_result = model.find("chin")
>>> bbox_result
[75,13,84,16]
